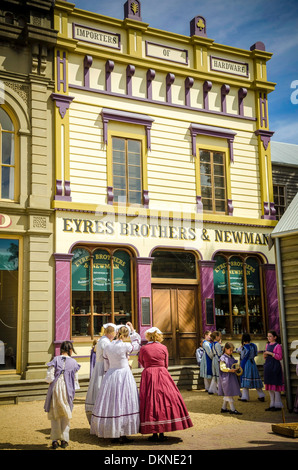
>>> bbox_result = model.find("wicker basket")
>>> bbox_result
[272,423,298,438]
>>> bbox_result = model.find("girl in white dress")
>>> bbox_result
[90,323,141,443]
[85,323,116,423]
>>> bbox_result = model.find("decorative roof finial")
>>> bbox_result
[190,16,207,37]
[124,0,142,21]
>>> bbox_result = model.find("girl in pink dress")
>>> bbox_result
[139,327,193,442]
[263,330,285,411]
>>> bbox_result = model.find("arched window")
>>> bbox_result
[214,253,266,336]
[71,246,133,338]
[151,250,197,279]
[0,107,16,201]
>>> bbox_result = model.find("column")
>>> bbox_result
[199,260,216,331]
[136,257,154,340]
[54,253,73,355]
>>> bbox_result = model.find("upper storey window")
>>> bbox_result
[200,149,227,214]
[0,107,16,201]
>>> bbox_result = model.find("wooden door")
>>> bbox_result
[152,285,199,364]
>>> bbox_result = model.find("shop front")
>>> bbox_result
[53,211,278,372]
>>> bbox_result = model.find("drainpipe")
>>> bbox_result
[275,237,292,411]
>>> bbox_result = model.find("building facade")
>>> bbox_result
[0,0,57,380]
[49,0,280,375]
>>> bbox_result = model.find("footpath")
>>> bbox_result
[1,389,298,453]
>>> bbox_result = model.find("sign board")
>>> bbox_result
[146,41,188,65]
[210,56,249,77]
[73,23,121,49]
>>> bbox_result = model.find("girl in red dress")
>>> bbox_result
[139,327,193,442]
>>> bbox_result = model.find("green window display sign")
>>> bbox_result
[72,248,130,292]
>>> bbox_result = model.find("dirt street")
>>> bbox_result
[1,390,298,452]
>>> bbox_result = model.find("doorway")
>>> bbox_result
[152,285,199,365]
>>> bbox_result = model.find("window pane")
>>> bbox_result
[1,165,14,199]
[201,174,212,186]
[112,137,125,151]
[202,198,212,210]
[200,162,211,175]
[215,199,226,212]
[113,163,125,177]
[114,189,126,203]
[199,150,210,162]
[128,140,141,153]
[0,108,13,131]
[214,176,225,188]
[112,150,125,164]
[201,186,212,198]
[213,152,224,164]
[129,178,141,191]
[0,238,19,371]
[113,176,126,190]
[215,187,225,199]
[129,191,142,204]
[2,133,14,165]
[152,250,196,278]
[214,164,224,176]
[128,165,141,179]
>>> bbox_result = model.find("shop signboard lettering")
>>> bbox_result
[62,217,270,247]
[210,56,249,78]
[73,24,121,49]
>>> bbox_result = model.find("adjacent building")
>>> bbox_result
[0,0,57,380]
[51,0,279,374]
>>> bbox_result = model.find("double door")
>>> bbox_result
[152,285,199,365]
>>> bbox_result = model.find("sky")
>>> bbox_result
[72,0,298,145]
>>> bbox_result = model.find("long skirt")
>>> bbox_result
[90,366,139,439]
[139,366,193,434]
[85,362,104,422]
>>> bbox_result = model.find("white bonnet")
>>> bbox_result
[103,323,116,330]
[145,327,162,335]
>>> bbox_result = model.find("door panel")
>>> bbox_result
[152,285,199,364]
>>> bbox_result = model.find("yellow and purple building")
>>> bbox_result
[50,0,279,374]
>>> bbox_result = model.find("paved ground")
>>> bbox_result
[1,389,298,453]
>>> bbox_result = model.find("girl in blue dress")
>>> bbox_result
[238,333,265,402]
[199,330,213,392]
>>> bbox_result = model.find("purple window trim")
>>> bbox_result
[238,87,247,116]
[51,93,74,119]
[254,129,274,150]
[101,108,154,150]
[203,80,212,110]
[146,68,155,100]
[166,73,175,104]
[262,201,276,220]
[69,83,256,122]
[84,55,93,88]
[57,50,67,93]
[126,64,135,96]
[227,198,234,216]
[221,84,230,114]
[189,123,237,161]
[185,76,194,107]
[54,180,72,201]
[143,189,149,208]
[107,186,114,205]
[105,60,115,92]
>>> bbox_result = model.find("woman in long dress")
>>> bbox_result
[263,330,285,411]
[85,323,116,423]
[90,323,141,443]
[139,327,193,442]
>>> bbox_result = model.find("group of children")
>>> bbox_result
[44,322,193,449]
[196,329,285,415]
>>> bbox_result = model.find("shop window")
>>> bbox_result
[273,184,287,220]
[151,250,197,279]
[0,238,19,371]
[112,137,142,204]
[71,246,133,338]
[0,107,16,201]
[214,253,265,336]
